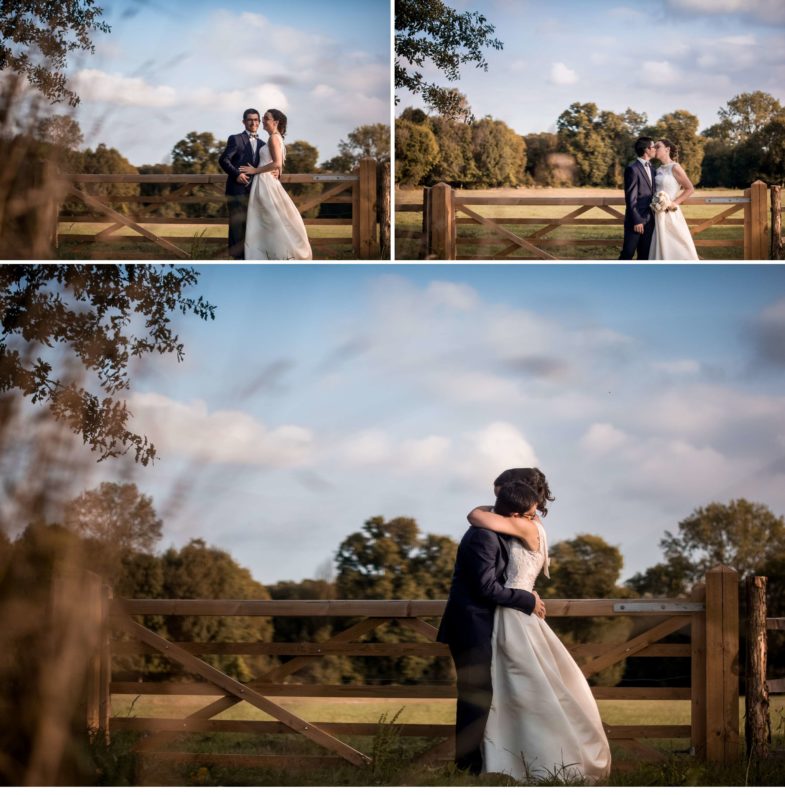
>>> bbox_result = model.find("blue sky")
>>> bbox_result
[62,0,390,166]
[396,0,785,134]
[34,264,785,588]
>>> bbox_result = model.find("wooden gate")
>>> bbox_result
[83,565,740,775]
[57,157,379,260]
[417,181,769,260]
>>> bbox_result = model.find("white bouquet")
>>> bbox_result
[651,191,676,214]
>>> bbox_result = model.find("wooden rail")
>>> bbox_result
[80,565,740,776]
[396,181,770,260]
[57,157,380,260]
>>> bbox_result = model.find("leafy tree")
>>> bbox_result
[710,91,784,145]
[80,143,139,212]
[395,117,439,185]
[426,114,478,186]
[0,265,216,464]
[63,481,162,577]
[539,534,633,685]
[627,499,785,597]
[470,116,526,187]
[283,140,322,213]
[171,131,223,174]
[321,124,390,171]
[395,0,502,118]
[0,0,110,106]
[661,499,785,584]
[159,539,273,681]
[645,109,705,185]
[170,131,225,217]
[335,516,457,684]
[524,132,574,187]
[556,102,616,187]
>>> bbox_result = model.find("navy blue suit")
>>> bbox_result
[620,159,656,260]
[437,526,536,773]
[218,132,264,259]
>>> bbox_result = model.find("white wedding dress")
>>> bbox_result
[482,522,611,783]
[245,134,312,260]
[649,163,699,260]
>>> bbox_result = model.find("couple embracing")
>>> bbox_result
[438,467,611,783]
[620,136,699,261]
[219,107,312,261]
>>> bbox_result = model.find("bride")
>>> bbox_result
[239,109,312,260]
[467,481,611,783]
[649,139,699,260]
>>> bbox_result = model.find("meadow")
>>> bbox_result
[395,187,748,261]
[101,694,785,786]
[54,222,357,260]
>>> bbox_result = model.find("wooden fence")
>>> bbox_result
[397,181,771,260]
[57,157,381,260]
[744,574,785,759]
[77,564,743,776]
[772,186,784,259]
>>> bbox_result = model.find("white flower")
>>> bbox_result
[651,190,673,214]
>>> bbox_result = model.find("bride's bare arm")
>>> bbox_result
[239,133,284,176]
[672,163,694,206]
[467,506,540,550]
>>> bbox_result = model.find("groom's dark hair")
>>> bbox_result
[494,481,540,517]
[634,137,654,157]
[494,468,554,516]
[243,108,260,120]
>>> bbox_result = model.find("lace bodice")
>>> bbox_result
[654,163,680,200]
[503,521,549,590]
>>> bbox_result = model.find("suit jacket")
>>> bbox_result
[218,132,265,196]
[436,526,536,653]
[623,159,656,229]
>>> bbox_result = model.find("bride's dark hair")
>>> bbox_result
[266,109,288,138]
[660,138,679,160]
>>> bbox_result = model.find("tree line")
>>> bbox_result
[396,90,785,190]
[30,117,390,219]
[3,480,782,690]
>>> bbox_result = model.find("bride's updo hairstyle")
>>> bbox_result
[494,467,555,516]
[494,481,541,518]
[660,138,679,161]
[266,109,288,138]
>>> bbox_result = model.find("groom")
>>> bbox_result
[218,108,265,260]
[619,136,657,260]
[437,468,547,774]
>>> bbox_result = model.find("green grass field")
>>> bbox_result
[101,694,785,786]
[395,186,748,261]
[55,221,359,260]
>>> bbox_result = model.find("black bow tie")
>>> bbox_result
[249,134,258,139]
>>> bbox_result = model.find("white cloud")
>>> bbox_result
[128,392,314,467]
[666,0,785,25]
[641,60,681,86]
[425,281,479,310]
[73,69,178,107]
[550,62,578,86]
[581,422,630,455]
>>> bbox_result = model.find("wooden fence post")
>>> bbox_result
[745,575,770,760]
[705,565,740,764]
[426,182,455,259]
[378,161,390,258]
[352,157,378,259]
[690,583,707,759]
[744,180,768,260]
[772,185,783,260]
[84,574,112,741]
